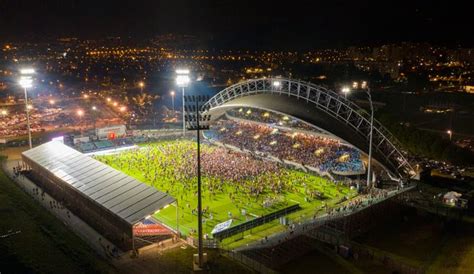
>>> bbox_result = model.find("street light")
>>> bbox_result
[366,85,374,189]
[138,81,145,93]
[91,106,98,135]
[341,86,350,99]
[447,130,452,141]
[77,109,84,137]
[19,68,35,149]
[170,91,175,113]
[176,69,190,135]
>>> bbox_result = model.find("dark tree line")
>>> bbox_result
[377,112,474,166]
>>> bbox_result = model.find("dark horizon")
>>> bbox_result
[1,0,473,49]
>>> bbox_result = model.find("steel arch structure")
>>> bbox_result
[203,78,416,179]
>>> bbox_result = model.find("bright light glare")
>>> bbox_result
[447,130,452,134]
[176,75,190,87]
[341,86,351,93]
[20,68,35,75]
[273,81,281,87]
[138,81,145,88]
[92,106,97,110]
[170,91,175,96]
[106,97,111,102]
[49,99,55,105]
[26,104,33,110]
[119,106,127,112]
[113,102,118,107]
[0,109,7,115]
[19,76,33,88]
[77,109,84,116]
[176,69,190,75]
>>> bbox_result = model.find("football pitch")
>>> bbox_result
[95,139,356,240]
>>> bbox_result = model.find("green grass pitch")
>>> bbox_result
[95,139,356,239]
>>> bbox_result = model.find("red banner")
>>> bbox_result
[133,224,172,236]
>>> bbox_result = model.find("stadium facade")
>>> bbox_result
[21,141,175,250]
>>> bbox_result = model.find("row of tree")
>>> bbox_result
[377,112,474,166]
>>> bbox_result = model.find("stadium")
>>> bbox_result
[20,78,416,255]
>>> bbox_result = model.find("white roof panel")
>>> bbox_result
[22,141,174,225]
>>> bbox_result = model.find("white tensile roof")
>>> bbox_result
[22,141,175,225]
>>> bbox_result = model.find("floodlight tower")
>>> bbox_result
[19,68,35,149]
[184,95,211,270]
[176,69,190,135]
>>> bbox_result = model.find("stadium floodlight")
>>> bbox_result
[184,95,211,270]
[176,68,191,135]
[19,73,34,149]
[176,75,190,87]
[20,68,35,75]
[176,69,190,74]
[19,76,33,89]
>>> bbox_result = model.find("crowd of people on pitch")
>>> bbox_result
[208,119,364,174]
[96,140,340,209]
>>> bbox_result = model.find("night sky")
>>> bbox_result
[0,0,472,48]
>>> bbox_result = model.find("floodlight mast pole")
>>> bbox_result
[196,98,203,269]
[182,87,186,135]
[185,95,209,269]
[24,87,32,149]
